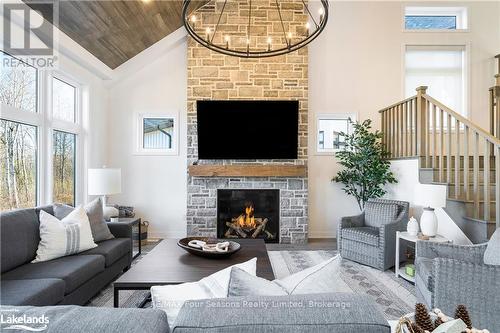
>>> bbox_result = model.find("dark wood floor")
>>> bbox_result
[266,238,337,251]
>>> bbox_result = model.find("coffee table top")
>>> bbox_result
[114,238,275,288]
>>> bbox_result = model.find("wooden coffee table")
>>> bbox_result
[113,238,274,307]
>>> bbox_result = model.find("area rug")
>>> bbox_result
[89,244,416,320]
[268,250,416,320]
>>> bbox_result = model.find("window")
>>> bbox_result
[405,45,466,116]
[135,114,177,155]
[52,78,76,123]
[0,120,37,210]
[0,51,84,212]
[404,7,467,30]
[316,114,355,154]
[53,131,76,205]
[0,52,37,113]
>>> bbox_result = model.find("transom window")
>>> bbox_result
[1,51,84,211]
[405,7,467,30]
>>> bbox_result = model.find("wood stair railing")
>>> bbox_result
[380,86,500,232]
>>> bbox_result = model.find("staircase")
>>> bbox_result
[379,56,500,243]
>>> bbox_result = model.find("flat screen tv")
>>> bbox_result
[197,100,299,160]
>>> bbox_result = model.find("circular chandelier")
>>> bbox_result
[182,0,329,58]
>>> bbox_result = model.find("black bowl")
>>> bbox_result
[177,237,241,259]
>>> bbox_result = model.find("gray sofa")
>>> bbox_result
[0,205,133,306]
[415,240,500,332]
[0,293,391,332]
[338,199,409,271]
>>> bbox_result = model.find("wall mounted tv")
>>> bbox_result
[197,100,299,160]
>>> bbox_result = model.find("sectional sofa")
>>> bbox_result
[0,205,132,306]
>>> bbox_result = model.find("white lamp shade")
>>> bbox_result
[414,183,447,208]
[88,168,122,195]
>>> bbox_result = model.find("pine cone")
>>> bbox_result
[455,304,472,329]
[434,316,444,329]
[415,303,434,332]
[410,322,425,333]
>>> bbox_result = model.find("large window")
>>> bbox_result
[0,51,83,211]
[405,46,466,116]
[0,120,37,210]
[404,7,468,30]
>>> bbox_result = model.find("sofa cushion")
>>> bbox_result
[2,255,105,294]
[342,227,380,246]
[80,238,130,267]
[174,293,391,333]
[0,278,65,306]
[364,202,399,228]
[416,257,434,292]
[0,208,40,273]
[54,198,114,242]
[0,305,170,333]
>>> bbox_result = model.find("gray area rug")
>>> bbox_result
[89,243,416,320]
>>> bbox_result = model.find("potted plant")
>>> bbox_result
[332,119,397,211]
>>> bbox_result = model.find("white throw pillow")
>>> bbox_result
[32,207,97,263]
[151,257,257,328]
[228,255,351,297]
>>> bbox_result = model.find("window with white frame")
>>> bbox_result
[316,114,356,154]
[0,51,83,211]
[404,7,468,30]
[405,45,466,116]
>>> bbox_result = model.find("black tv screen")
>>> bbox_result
[197,100,299,160]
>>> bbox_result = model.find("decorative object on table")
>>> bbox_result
[407,216,419,236]
[177,237,241,259]
[88,167,122,220]
[115,205,135,218]
[415,303,434,331]
[182,0,328,58]
[405,264,416,277]
[333,119,397,210]
[110,216,119,222]
[414,183,446,237]
[454,304,472,330]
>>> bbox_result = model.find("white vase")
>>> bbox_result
[420,207,438,237]
[407,216,419,236]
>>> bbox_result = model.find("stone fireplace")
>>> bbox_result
[186,0,308,244]
[217,189,280,243]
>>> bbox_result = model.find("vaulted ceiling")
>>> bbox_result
[25,1,207,69]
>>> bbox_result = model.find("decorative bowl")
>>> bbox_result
[177,237,241,259]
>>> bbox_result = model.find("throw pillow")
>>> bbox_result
[228,255,351,297]
[33,207,97,263]
[54,198,114,242]
[151,257,257,328]
[484,228,500,265]
[364,202,399,227]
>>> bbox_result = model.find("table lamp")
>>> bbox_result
[88,168,121,220]
[414,183,447,237]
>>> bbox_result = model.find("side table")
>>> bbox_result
[395,231,450,283]
[115,217,142,260]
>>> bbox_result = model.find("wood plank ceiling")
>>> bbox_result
[24,1,207,69]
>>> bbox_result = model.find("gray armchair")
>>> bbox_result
[338,199,409,271]
[415,241,500,331]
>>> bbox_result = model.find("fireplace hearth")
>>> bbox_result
[217,189,279,243]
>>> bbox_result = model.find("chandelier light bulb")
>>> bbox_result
[267,37,272,51]
[305,22,310,36]
[205,28,211,41]
[225,35,230,49]
[319,7,325,22]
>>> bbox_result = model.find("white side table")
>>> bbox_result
[395,231,451,283]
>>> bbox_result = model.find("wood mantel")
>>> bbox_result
[188,165,307,177]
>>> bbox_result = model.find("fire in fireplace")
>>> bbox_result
[217,189,279,243]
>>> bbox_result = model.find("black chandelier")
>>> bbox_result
[182,0,329,58]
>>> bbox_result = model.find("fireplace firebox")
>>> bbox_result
[217,189,279,243]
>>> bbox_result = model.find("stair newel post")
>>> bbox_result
[416,86,428,167]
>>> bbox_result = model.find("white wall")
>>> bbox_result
[106,35,188,239]
[308,1,500,238]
